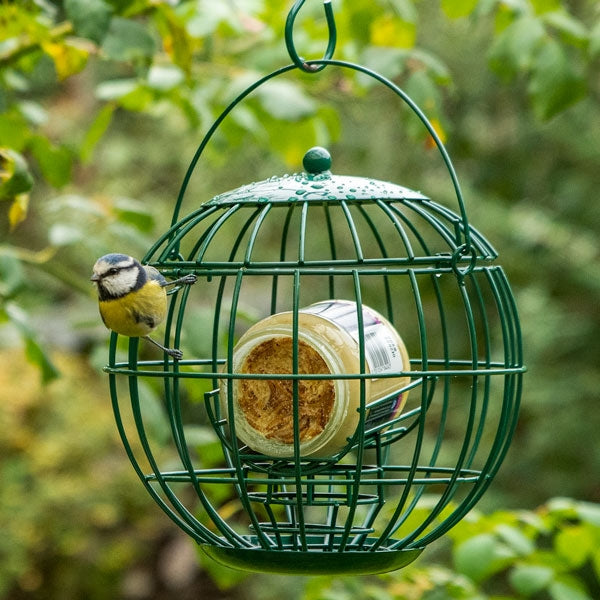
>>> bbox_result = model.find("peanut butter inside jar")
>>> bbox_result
[238,337,335,444]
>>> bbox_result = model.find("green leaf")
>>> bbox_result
[0,253,25,298]
[488,16,546,78]
[369,12,416,48]
[0,112,30,151]
[543,11,588,47]
[510,565,554,596]
[113,197,154,232]
[441,0,478,19]
[65,0,113,45]
[256,80,316,121]
[549,580,592,600]
[101,17,156,63]
[4,303,59,383]
[29,136,73,188]
[453,533,516,583]
[530,0,561,13]
[554,525,595,568]
[146,64,184,91]
[496,524,535,556]
[95,79,138,100]
[528,39,587,120]
[80,103,115,163]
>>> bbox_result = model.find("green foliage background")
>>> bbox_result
[0,0,599,598]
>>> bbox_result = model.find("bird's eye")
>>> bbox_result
[108,268,119,275]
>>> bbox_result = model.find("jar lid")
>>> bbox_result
[206,147,428,207]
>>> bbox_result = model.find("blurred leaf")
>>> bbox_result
[543,11,588,47]
[549,580,593,600]
[101,17,156,62]
[575,501,600,527]
[8,194,29,230]
[18,100,48,127]
[48,223,84,246]
[155,4,194,75]
[95,78,138,100]
[146,64,184,91]
[0,148,34,200]
[528,39,587,120]
[113,197,154,232]
[0,253,25,298]
[42,39,89,80]
[554,524,595,568]
[453,533,516,582]
[510,564,554,596]
[370,13,416,49]
[488,16,545,78]
[531,0,561,13]
[65,0,113,44]
[29,136,73,188]
[80,103,115,163]
[495,524,535,556]
[256,80,316,121]
[441,0,478,19]
[4,303,59,383]
[0,112,30,152]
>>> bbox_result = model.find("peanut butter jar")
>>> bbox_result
[220,300,411,458]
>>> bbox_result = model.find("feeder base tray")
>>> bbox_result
[199,537,423,575]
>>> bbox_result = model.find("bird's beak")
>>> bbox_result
[90,274,100,282]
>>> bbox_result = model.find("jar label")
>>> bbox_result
[301,301,405,375]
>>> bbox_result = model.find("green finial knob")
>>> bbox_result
[303,146,332,174]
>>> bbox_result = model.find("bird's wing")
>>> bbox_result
[144,264,168,286]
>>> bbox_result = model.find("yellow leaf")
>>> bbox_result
[370,14,416,49]
[42,40,89,80]
[9,193,29,230]
[425,118,448,150]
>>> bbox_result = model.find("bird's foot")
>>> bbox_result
[165,347,184,360]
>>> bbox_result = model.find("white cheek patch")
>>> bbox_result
[103,266,139,296]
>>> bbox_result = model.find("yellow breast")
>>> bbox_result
[99,281,167,337]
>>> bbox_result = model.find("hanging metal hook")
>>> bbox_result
[285,0,337,72]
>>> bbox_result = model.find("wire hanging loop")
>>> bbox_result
[285,0,337,72]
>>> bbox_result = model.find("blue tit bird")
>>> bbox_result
[91,253,197,359]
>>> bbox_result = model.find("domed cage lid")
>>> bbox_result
[207,146,429,207]
[148,147,498,274]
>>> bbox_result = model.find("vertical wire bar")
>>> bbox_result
[388,203,434,256]
[299,201,308,264]
[371,269,430,550]
[324,204,337,298]
[338,271,368,552]
[355,203,394,320]
[291,268,308,551]
[244,203,273,265]
[340,200,364,262]
[375,199,416,261]
[464,272,492,468]
[271,205,295,314]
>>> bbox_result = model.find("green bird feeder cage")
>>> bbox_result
[104,0,524,576]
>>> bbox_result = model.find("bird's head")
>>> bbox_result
[91,253,145,299]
